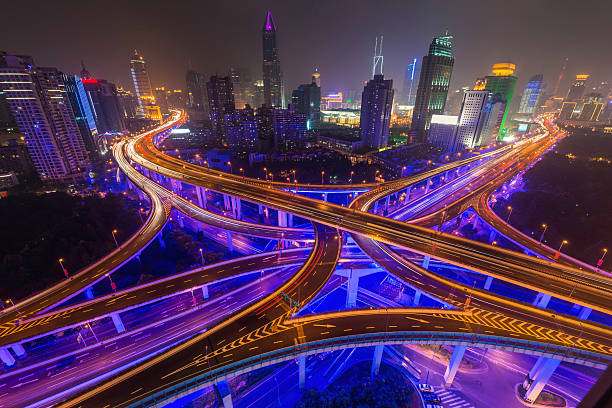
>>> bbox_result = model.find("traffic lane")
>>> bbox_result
[0,248,310,347]
[1,267,297,408]
[351,234,612,357]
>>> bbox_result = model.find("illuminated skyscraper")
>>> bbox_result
[401,58,418,105]
[262,11,283,107]
[129,50,156,118]
[0,53,89,182]
[518,74,543,115]
[411,33,454,142]
[360,74,394,150]
[484,62,517,139]
[206,75,235,140]
[82,78,126,133]
[185,70,207,112]
[566,74,589,102]
[454,90,492,150]
[62,74,99,158]
[291,77,321,128]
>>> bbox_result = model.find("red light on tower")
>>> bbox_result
[81,78,99,84]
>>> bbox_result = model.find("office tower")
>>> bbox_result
[312,69,321,88]
[566,74,589,102]
[185,70,207,112]
[445,87,469,116]
[401,58,418,105]
[273,106,307,151]
[230,67,253,109]
[166,89,186,109]
[62,74,99,158]
[262,11,283,107]
[411,33,454,142]
[291,77,321,128]
[484,63,517,140]
[153,87,169,114]
[478,100,505,146]
[225,105,258,151]
[428,115,458,152]
[0,53,89,182]
[206,75,235,140]
[360,74,394,150]
[372,36,384,78]
[454,90,492,150]
[552,57,568,97]
[322,92,343,110]
[116,87,139,119]
[256,104,274,152]
[518,74,544,115]
[129,50,158,118]
[558,101,577,120]
[578,93,604,121]
[82,78,127,133]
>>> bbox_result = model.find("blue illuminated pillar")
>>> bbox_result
[443,345,466,386]
[298,356,306,389]
[523,357,560,403]
[111,312,125,333]
[371,345,384,377]
[85,287,94,300]
[0,347,15,366]
[215,380,233,408]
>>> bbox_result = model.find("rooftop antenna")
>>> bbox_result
[372,36,384,78]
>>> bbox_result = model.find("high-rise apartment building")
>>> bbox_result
[262,11,283,107]
[225,105,258,151]
[273,106,307,151]
[411,33,454,142]
[454,90,492,150]
[207,75,235,141]
[518,74,543,115]
[484,63,517,139]
[360,74,394,150]
[0,53,89,182]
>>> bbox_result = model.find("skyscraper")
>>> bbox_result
[411,33,454,142]
[454,90,492,150]
[262,11,283,107]
[291,76,321,128]
[185,70,208,112]
[0,53,89,182]
[129,50,158,118]
[401,58,418,105]
[206,75,235,141]
[566,74,589,102]
[62,74,99,158]
[484,62,518,139]
[518,74,544,115]
[82,78,126,133]
[360,74,394,150]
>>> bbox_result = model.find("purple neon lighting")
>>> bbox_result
[265,10,276,31]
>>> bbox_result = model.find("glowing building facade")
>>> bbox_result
[262,11,283,107]
[518,74,543,115]
[484,62,517,140]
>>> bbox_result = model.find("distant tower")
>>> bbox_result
[566,74,589,101]
[312,69,321,88]
[552,57,568,97]
[401,58,418,105]
[484,62,518,140]
[129,50,155,116]
[518,74,544,115]
[360,74,394,150]
[262,10,283,107]
[372,36,384,78]
[80,61,91,79]
[411,33,454,142]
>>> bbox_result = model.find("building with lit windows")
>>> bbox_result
[566,74,589,102]
[484,62,517,140]
[273,106,307,151]
[322,92,343,110]
[62,74,100,159]
[558,101,577,120]
[427,114,458,152]
[401,58,418,105]
[129,50,160,119]
[225,105,258,151]
[518,74,543,115]
[411,33,454,142]
[207,75,235,142]
[577,93,604,122]
[291,76,321,128]
[185,70,207,112]
[0,53,89,182]
[262,11,283,107]
[454,90,492,150]
[82,78,126,134]
[360,74,394,150]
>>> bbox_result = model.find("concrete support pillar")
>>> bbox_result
[421,255,431,269]
[137,189,145,201]
[278,211,288,228]
[85,287,94,300]
[472,216,480,230]
[488,230,497,243]
[258,204,263,215]
[443,345,466,386]
[424,178,431,194]
[532,292,551,309]
[373,201,379,213]
[226,231,233,252]
[404,186,412,201]
[115,168,121,183]
[11,344,26,359]
[231,196,241,220]
[111,313,125,333]
[196,186,205,208]
[323,193,328,202]
[298,356,306,390]
[384,196,390,211]
[0,347,15,366]
[158,233,166,249]
[412,289,422,306]
[215,380,233,408]
[223,194,231,211]
[371,345,384,377]
[201,285,209,300]
[127,180,133,190]
[346,269,360,309]
[288,213,294,228]
[523,357,561,403]
[578,307,592,320]
[178,213,184,228]
[483,276,494,290]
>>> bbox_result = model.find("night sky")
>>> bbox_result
[3,0,610,97]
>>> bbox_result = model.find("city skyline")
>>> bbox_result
[2,1,610,99]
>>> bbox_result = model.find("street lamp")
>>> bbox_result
[539,224,548,243]
[112,229,119,248]
[263,167,268,180]
[554,240,568,260]
[199,248,205,266]
[106,273,117,291]
[240,168,244,181]
[321,171,325,184]
[227,161,232,174]
[349,170,354,184]
[58,258,69,278]
[506,206,513,223]
[5,299,23,321]
[597,248,608,268]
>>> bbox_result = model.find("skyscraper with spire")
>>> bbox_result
[129,50,159,119]
[262,10,283,108]
[411,33,454,142]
